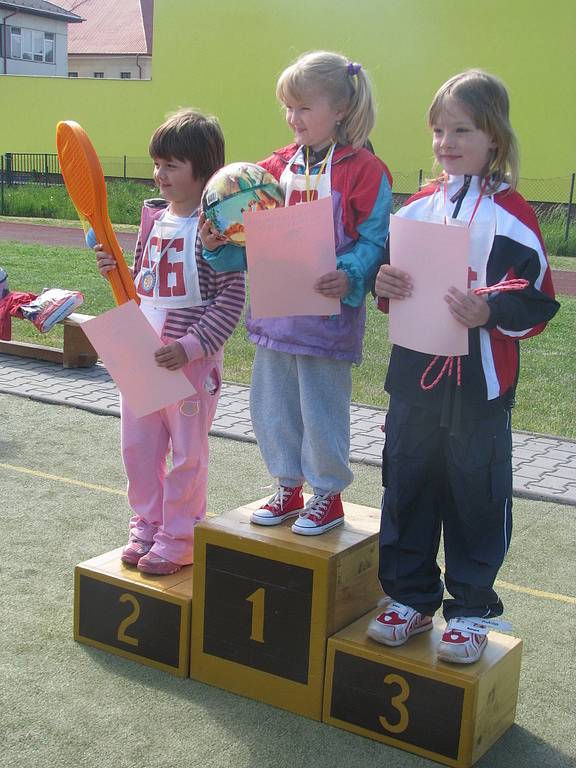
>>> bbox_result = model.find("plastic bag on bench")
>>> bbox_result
[20,288,84,333]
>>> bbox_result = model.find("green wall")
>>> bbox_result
[1,0,574,185]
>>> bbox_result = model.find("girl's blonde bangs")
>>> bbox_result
[276,67,321,104]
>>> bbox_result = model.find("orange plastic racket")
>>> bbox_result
[56,120,138,305]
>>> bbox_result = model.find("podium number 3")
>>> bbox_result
[117,592,141,647]
[246,588,265,643]
[379,673,410,734]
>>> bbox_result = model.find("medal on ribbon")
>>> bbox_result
[141,269,156,292]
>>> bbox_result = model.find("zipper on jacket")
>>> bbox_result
[451,175,472,219]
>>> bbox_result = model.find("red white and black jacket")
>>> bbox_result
[380,175,560,414]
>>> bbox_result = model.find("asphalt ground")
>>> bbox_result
[1,392,575,768]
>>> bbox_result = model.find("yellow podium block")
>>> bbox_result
[323,612,522,767]
[190,498,384,720]
[74,548,193,676]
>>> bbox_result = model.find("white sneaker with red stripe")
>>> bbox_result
[291,493,344,536]
[366,601,433,646]
[437,617,513,664]
[250,485,304,526]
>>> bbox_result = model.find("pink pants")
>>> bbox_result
[121,353,222,565]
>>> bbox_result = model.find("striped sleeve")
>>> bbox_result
[163,236,245,359]
[186,269,245,357]
[132,225,144,275]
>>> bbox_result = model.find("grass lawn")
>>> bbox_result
[550,254,576,271]
[0,181,154,225]
[1,239,573,438]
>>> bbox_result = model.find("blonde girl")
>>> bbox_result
[202,51,393,535]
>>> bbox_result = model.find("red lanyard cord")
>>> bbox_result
[443,177,489,226]
[419,278,529,392]
[421,355,461,392]
[473,278,529,296]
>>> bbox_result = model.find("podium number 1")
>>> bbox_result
[379,673,410,734]
[246,587,265,643]
[117,592,141,647]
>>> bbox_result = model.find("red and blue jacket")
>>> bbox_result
[204,143,392,363]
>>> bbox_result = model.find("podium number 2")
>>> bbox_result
[379,673,410,734]
[246,587,265,643]
[117,593,141,647]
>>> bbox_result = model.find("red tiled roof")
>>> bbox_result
[57,0,153,55]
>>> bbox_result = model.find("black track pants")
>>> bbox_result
[378,396,512,620]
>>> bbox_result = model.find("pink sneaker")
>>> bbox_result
[366,601,433,646]
[437,617,512,664]
[291,493,344,536]
[137,551,182,575]
[250,485,304,526]
[120,536,153,566]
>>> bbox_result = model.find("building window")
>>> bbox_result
[10,27,54,63]
[22,28,33,60]
[94,72,104,78]
[120,71,131,79]
[44,32,54,64]
[10,27,22,58]
[68,71,78,78]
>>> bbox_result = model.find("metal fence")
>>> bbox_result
[0,152,154,186]
[0,152,574,241]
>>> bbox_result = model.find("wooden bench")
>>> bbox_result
[0,312,98,368]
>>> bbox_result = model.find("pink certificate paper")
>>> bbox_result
[243,196,340,318]
[388,215,470,356]
[81,300,196,417]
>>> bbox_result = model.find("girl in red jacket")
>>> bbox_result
[202,51,392,535]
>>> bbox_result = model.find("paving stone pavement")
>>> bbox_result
[1,352,575,507]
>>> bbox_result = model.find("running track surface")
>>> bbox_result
[0,221,137,252]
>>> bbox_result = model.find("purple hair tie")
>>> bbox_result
[347,61,362,76]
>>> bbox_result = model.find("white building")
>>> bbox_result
[0,0,82,76]
[57,0,153,80]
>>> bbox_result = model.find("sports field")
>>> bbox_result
[1,393,575,768]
